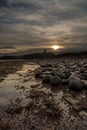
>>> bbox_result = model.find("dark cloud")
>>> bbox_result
[0,0,87,54]
[0,0,8,7]
[0,46,15,49]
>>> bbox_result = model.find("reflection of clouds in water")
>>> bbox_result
[0,63,39,106]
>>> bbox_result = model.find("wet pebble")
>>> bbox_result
[61,79,69,85]
[79,111,87,119]
[58,72,67,79]
[42,75,52,84]
[69,75,85,91]
[50,76,61,86]
[35,70,43,78]
[84,81,87,90]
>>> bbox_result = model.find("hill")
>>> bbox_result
[0,51,87,60]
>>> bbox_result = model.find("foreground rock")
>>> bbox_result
[42,75,51,83]
[69,75,84,91]
[79,111,87,119]
[84,81,87,90]
[5,104,23,115]
[61,79,69,85]
[50,76,61,86]
[35,70,42,78]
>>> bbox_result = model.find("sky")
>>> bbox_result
[0,0,87,54]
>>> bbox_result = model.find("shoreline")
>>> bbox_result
[0,58,87,130]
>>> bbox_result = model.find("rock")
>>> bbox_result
[44,72,51,75]
[5,105,23,115]
[43,99,61,119]
[45,67,52,71]
[50,76,61,86]
[39,74,45,79]
[84,81,87,90]
[0,121,11,130]
[46,64,52,67]
[20,86,25,90]
[61,79,69,85]
[41,64,52,67]
[58,72,67,79]
[35,70,42,78]
[80,68,84,73]
[79,111,87,119]
[65,96,81,111]
[72,104,81,111]
[50,71,56,76]
[83,64,87,68]
[83,71,87,80]
[21,99,33,109]
[42,75,51,84]
[24,101,33,110]
[65,71,71,78]
[69,76,84,90]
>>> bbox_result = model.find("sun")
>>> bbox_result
[52,45,60,50]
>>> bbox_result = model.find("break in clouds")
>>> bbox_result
[0,0,87,53]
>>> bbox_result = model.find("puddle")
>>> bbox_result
[0,63,39,106]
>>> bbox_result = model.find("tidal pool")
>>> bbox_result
[0,63,39,106]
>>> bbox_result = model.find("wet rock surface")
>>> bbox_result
[69,75,85,90]
[50,76,61,86]
[0,58,87,130]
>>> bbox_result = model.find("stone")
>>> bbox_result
[69,76,84,90]
[58,72,66,79]
[84,81,87,90]
[50,71,56,76]
[35,70,42,78]
[42,75,51,84]
[65,96,80,111]
[24,101,33,110]
[80,68,84,73]
[79,111,87,119]
[5,105,23,115]
[61,79,69,85]
[83,64,87,68]
[50,76,61,86]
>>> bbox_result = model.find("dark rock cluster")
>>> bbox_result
[35,58,87,91]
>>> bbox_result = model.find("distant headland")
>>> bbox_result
[0,50,87,60]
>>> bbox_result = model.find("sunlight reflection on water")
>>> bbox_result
[0,63,39,106]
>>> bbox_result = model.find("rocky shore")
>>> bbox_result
[0,57,87,130]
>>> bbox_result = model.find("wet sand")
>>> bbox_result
[0,58,87,130]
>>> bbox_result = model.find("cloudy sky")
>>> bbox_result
[0,0,87,54]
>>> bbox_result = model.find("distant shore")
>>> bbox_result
[0,51,87,60]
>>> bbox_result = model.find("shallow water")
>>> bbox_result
[0,63,39,106]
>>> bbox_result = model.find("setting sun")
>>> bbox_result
[52,45,60,50]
